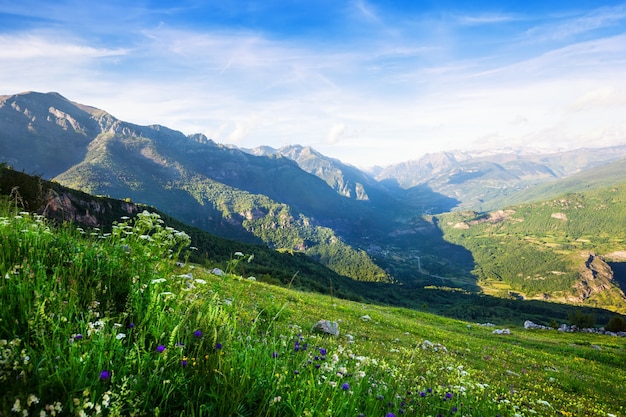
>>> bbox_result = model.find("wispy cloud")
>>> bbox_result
[456,13,519,26]
[525,4,626,41]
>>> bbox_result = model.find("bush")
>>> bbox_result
[568,310,595,328]
[606,315,626,332]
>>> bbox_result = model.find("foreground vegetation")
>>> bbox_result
[1,201,625,416]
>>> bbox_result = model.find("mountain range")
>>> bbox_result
[2,91,625,315]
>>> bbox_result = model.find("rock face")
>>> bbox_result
[312,320,339,336]
[570,252,624,305]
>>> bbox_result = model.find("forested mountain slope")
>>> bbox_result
[439,182,626,313]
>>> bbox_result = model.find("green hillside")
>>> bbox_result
[1,197,625,416]
[438,182,626,313]
[3,165,623,326]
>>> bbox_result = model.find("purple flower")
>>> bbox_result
[127,323,135,329]
[319,347,327,355]
[99,370,111,381]
[445,392,453,400]
[156,344,166,353]
[294,370,300,375]
[450,406,458,414]
[181,359,188,367]
[294,341,300,352]
[420,391,426,397]
[215,343,222,350]
[74,334,83,340]
[341,382,350,391]
[272,351,278,358]
[386,413,396,417]
[193,330,202,338]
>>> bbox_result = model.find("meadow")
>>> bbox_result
[0,201,624,416]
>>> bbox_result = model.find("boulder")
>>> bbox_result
[312,320,339,336]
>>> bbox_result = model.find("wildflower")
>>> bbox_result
[156,345,166,353]
[319,347,327,355]
[386,413,396,417]
[27,394,39,407]
[116,333,126,340]
[215,343,223,350]
[99,370,111,381]
[181,357,188,367]
[234,252,244,257]
[12,399,21,412]
[294,370,300,375]
[74,334,83,340]
[445,392,453,400]
[193,330,203,338]
[272,352,278,358]
[128,323,135,329]
[341,382,350,391]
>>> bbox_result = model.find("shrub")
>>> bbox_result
[606,315,626,332]
[568,310,595,328]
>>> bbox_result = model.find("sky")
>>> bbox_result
[1,1,626,168]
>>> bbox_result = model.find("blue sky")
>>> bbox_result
[1,1,626,167]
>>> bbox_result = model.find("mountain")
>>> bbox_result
[1,92,394,282]
[374,147,626,211]
[2,91,626,313]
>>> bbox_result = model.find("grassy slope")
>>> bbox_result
[0,202,625,416]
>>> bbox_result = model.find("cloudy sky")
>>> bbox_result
[1,1,626,167]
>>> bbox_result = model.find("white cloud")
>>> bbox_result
[0,33,127,59]
[1,3,625,167]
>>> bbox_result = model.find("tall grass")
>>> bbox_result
[1,198,624,416]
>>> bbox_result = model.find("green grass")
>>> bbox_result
[1,200,625,416]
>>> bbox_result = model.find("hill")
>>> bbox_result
[0,197,624,416]
[438,182,626,313]
[2,155,624,326]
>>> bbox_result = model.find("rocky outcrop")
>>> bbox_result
[41,188,138,227]
[569,252,616,303]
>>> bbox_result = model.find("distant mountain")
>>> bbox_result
[374,147,626,211]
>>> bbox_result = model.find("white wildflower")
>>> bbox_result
[151,278,166,284]
[116,333,126,340]
[27,394,39,406]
